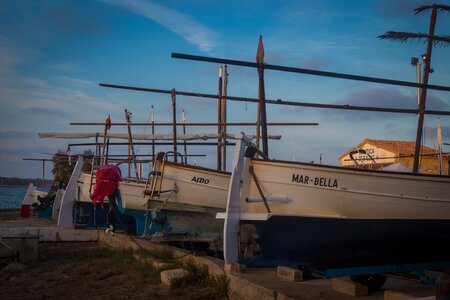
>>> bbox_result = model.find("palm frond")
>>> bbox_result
[414,4,450,15]
[378,31,450,46]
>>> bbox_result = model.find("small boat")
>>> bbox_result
[220,136,450,267]
[21,183,49,218]
[118,155,230,242]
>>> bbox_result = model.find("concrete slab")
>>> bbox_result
[0,227,97,242]
[1,236,39,264]
[384,290,435,300]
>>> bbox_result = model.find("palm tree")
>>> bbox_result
[378,4,450,174]
[52,150,94,185]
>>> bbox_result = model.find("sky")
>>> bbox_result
[0,0,449,179]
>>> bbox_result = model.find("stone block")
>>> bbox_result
[160,268,186,288]
[276,292,297,300]
[331,277,368,296]
[384,290,416,300]
[224,262,246,273]
[152,260,168,269]
[228,274,276,300]
[277,266,303,282]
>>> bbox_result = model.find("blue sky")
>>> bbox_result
[0,0,449,179]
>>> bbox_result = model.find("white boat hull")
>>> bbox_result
[221,141,450,266]
[243,159,450,219]
[118,162,230,237]
[119,162,230,211]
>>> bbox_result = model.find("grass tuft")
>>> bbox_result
[171,261,229,299]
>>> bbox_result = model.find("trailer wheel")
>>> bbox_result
[350,274,386,293]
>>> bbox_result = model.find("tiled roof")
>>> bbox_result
[363,139,438,155]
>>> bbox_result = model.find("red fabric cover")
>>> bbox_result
[90,165,122,208]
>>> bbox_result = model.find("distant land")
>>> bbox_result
[0,177,53,186]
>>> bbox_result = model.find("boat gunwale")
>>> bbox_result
[252,158,450,181]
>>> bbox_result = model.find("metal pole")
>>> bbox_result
[98,83,450,115]
[151,105,155,166]
[42,160,45,190]
[222,65,228,171]
[413,6,437,174]
[171,89,178,163]
[128,143,131,177]
[416,63,422,106]
[95,133,99,157]
[182,109,188,164]
[438,117,443,175]
[68,142,235,147]
[101,115,110,165]
[70,121,319,126]
[217,67,223,170]
[170,53,450,92]
[105,137,110,165]
[124,109,140,183]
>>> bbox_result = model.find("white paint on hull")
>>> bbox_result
[119,163,230,211]
[242,159,450,219]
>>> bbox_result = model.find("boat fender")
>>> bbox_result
[244,146,258,159]
[156,152,166,162]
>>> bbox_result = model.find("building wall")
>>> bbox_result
[339,142,449,175]
[339,143,396,168]
[399,156,449,175]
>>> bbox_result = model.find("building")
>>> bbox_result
[339,139,449,175]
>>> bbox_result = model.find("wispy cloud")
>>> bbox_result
[101,0,217,53]
[21,107,71,119]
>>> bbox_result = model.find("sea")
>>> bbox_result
[0,185,29,209]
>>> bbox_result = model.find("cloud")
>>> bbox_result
[101,0,217,53]
[300,57,329,70]
[21,107,71,118]
[336,88,450,110]
[0,130,35,139]
[374,0,436,17]
[43,2,107,36]
[51,63,82,73]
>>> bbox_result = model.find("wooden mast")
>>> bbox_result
[256,35,269,157]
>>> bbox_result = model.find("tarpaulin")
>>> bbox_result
[90,165,122,208]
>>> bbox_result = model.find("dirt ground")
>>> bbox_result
[0,242,225,300]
